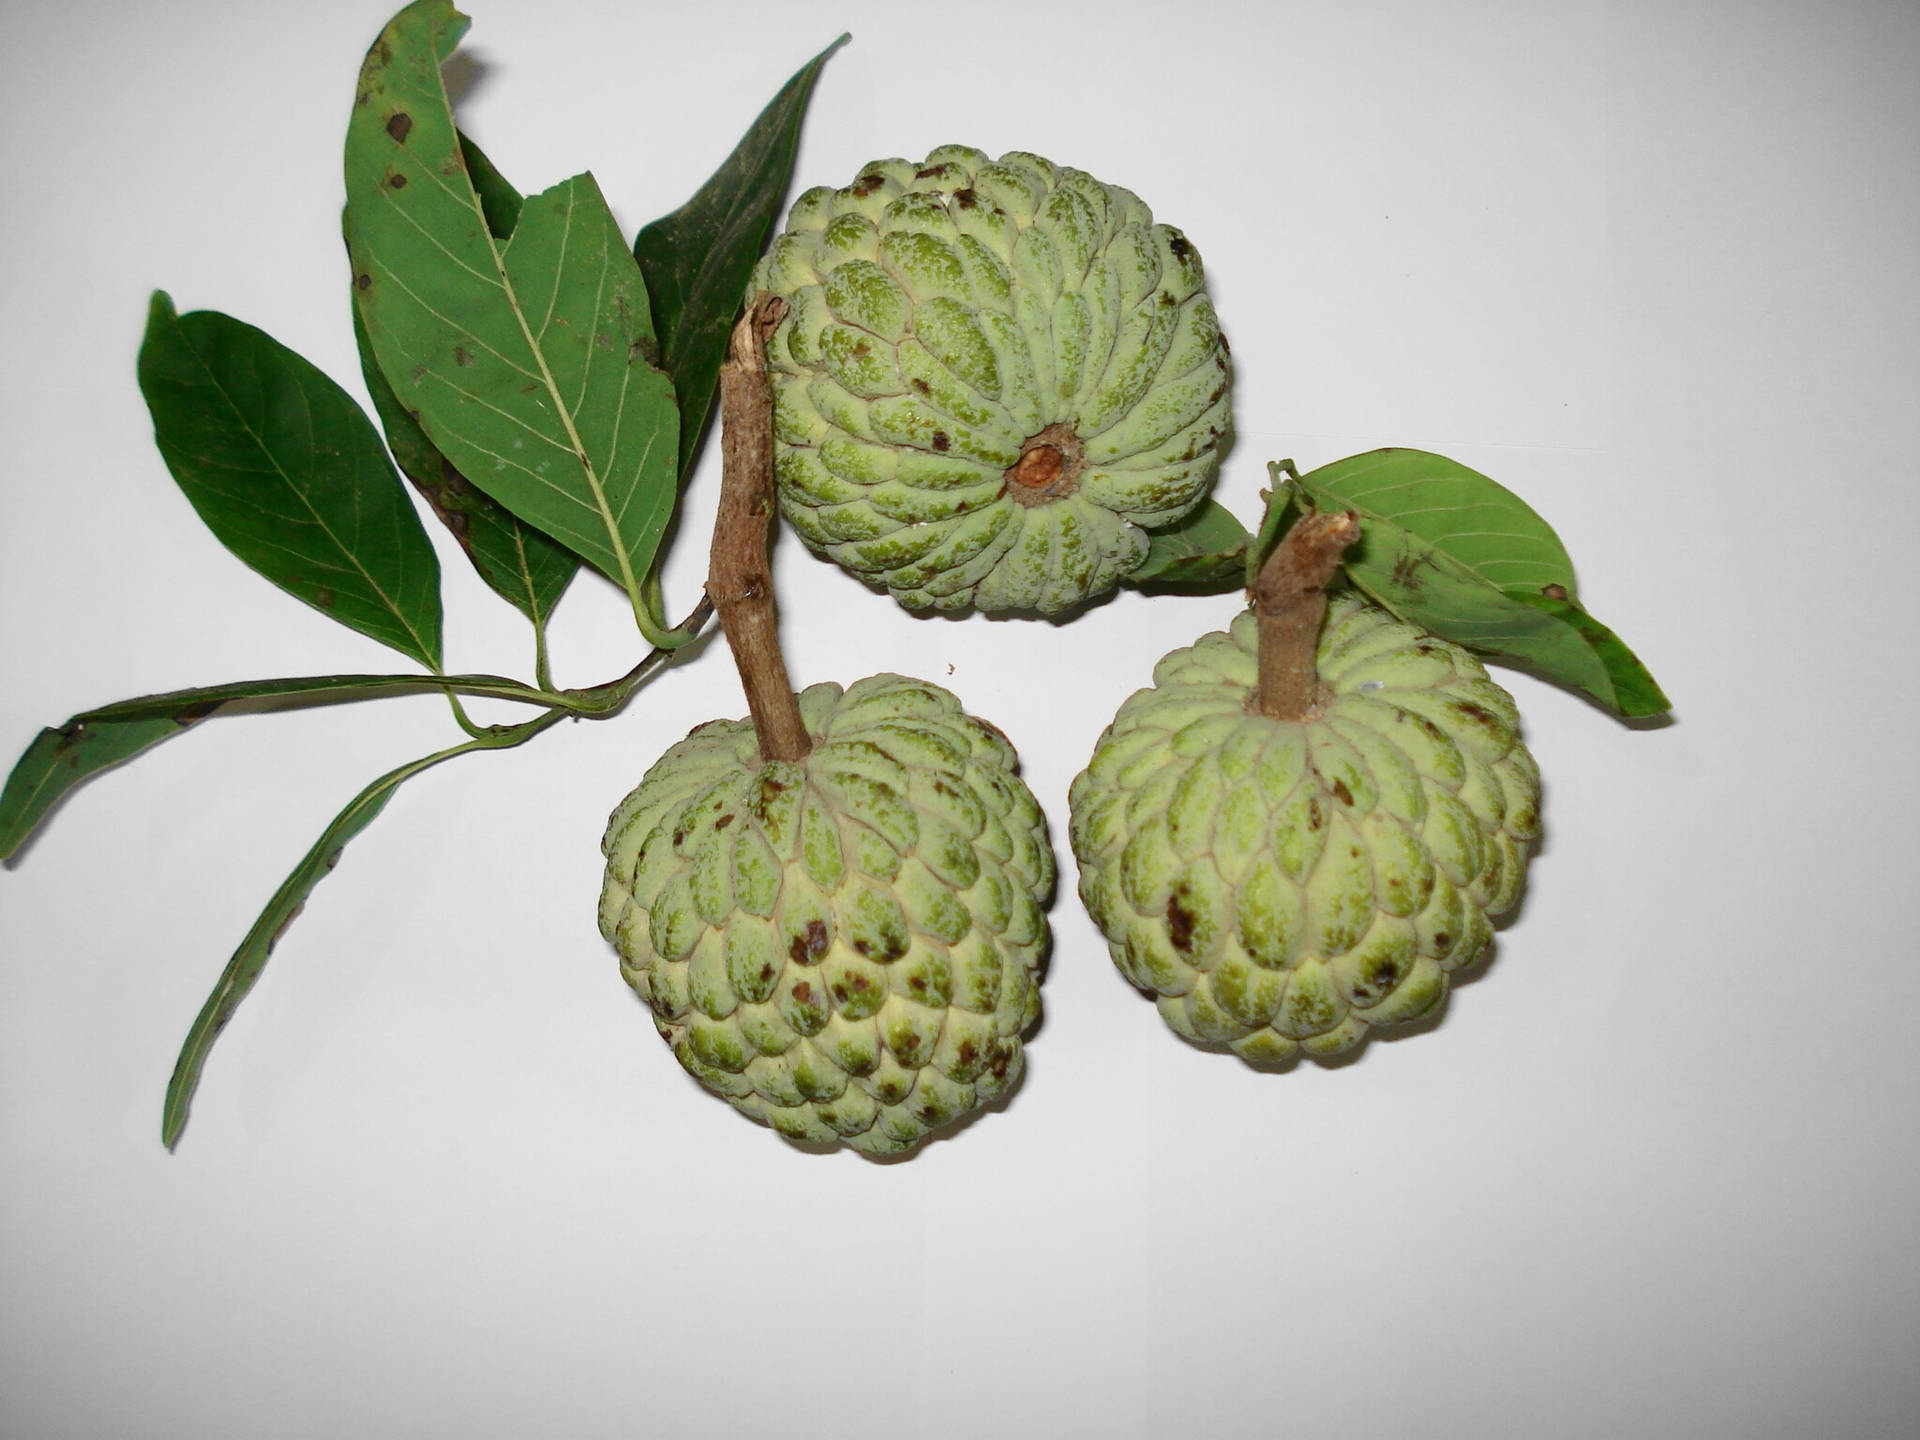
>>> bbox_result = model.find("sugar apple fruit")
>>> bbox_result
[600,674,1054,1155]
[1068,594,1540,1062]
[752,145,1232,615]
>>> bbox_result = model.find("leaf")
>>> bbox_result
[458,130,523,239]
[162,745,446,1149]
[1125,500,1252,592]
[345,0,681,643]
[0,670,556,862]
[1498,591,1671,718]
[1,716,187,862]
[1295,448,1578,599]
[352,277,578,625]
[634,34,849,482]
[1291,454,1670,718]
[345,129,579,625]
[138,292,444,669]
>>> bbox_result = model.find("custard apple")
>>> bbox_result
[752,145,1232,615]
[600,674,1054,1155]
[1068,594,1540,1062]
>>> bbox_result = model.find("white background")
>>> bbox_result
[3,1,1916,1435]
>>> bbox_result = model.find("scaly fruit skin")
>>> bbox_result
[601,675,1054,1156]
[752,145,1231,615]
[1068,595,1540,1063]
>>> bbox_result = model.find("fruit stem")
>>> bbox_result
[710,293,812,764]
[1252,508,1361,722]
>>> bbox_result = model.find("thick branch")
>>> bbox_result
[708,293,810,763]
[1252,509,1361,721]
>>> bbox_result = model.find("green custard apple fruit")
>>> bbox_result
[601,674,1054,1156]
[752,145,1232,615]
[1068,594,1541,1063]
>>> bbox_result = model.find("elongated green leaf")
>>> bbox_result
[1499,591,1671,717]
[1296,448,1578,599]
[346,130,578,625]
[138,293,444,668]
[634,34,848,481]
[0,670,560,862]
[352,286,578,624]
[163,747,433,1148]
[1126,500,1252,591]
[345,0,680,642]
[1292,460,1669,717]
[1,716,186,861]
[161,707,569,1149]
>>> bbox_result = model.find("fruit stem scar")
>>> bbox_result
[1002,421,1085,507]
[1251,509,1360,722]
[709,293,813,764]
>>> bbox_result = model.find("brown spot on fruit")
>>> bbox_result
[953,188,977,209]
[911,378,931,397]
[793,980,814,1005]
[1166,892,1198,953]
[1169,234,1192,260]
[386,112,413,143]
[715,814,734,830]
[850,173,885,198]
[805,919,829,957]
[1332,778,1354,806]
[931,431,951,452]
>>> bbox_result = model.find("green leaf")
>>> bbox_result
[1,716,188,862]
[458,130,523,240]
[1291,452,1670,718]
[351,276,578,626]
[161,705,569,1149]
[634,34,848,482]
[345,0,683,644]
[1498,591,1671,718]
[1125,500,1252,592]
[0,670,566,862]
[345,129,579,626]
[1295,448,1578,599]
[138,292,444,669]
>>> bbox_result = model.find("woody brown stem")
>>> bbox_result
[1252,509,1361,721]
[709,293,810,763]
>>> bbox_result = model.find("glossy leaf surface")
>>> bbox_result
[138,293,444,668]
